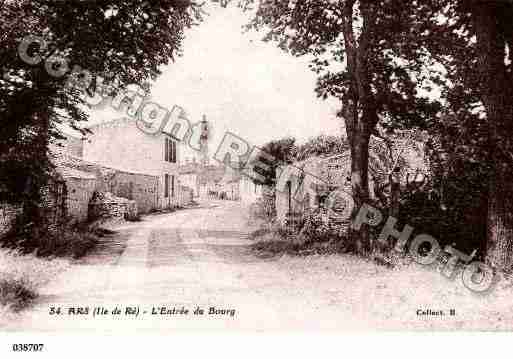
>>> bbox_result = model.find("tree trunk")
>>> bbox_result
[487,156,513,271]
[341,0,377,256]
[349,128,372,255]
[472,3,513,271]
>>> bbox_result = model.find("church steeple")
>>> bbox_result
[199,114,209,166]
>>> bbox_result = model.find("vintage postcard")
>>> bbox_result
[1,0,513,348]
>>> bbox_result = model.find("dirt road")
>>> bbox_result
[6,201,306,331]
[5,200,513,331]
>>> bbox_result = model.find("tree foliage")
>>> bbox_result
[417,0,513,270]
[252,137,297,186]
[244,0,444,254]
[295,134,348,161]
[0,0,202,204]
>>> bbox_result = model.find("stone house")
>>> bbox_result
[215,161,264,202]
[51,149,159,219]
[275,152,354,225]
[1,118,194,235]
[275,133,427,225]
[82,117,186,210]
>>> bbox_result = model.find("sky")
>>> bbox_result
[86,4,342,158]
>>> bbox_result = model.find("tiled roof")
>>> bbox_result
[56,166,96,180]
[82,117,134,130]
[50,150,156,178]
[179,163,202,175]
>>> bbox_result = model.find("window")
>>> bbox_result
[286,180,292,213]
[165,138,168,162]
[164,174,169,198]
[171,175,175,198]
[128,182,134,200]
[165,137,177,163]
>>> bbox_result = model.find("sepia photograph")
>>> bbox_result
[0,0,512,354]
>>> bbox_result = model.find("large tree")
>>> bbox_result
[245,0,441,255]
[465,1,513,273]
[422,0,513,271]
[0,1,202,231]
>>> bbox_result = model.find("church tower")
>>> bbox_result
[199,114,209,166]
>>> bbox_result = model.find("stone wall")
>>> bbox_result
[106,171,158,214]
[0,176,67,237]
[65,176,97,223]
[0,204,22,238]
[88,192,138,222]
[82,118,183,211]
[275,155,353,225]
[40,177,68,232]
[54,152,159,215]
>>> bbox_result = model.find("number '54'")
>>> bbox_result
[49,307,62,315]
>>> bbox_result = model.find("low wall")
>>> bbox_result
[108,171,158,214]
[55,153,159,215]
[65,177,97,223]
[0,204,22,238]
[0,177,66,237]
[89,192,138,222]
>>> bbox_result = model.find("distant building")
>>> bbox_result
[198,165,226,198]
[216,161,263,203]
[239,174,262,204]
[178,160,202,198]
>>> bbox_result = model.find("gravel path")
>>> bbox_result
[5,200,513,331]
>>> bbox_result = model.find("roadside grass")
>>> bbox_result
[1,221,114,259]
[0,220,119,319]
[0,277,37,312]
[249,224,343,257]
[37,225,105,259]
[0,249,69,323]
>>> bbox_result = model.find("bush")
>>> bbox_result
[297,208,348,246]
[251,239,299,257]
[397,171,488,258]
[40,225,101,259]
[0,249,69,315]
[249,194,276,222]
[248,219,295,241]
[249,210,348,257]
[1,217,103,259]
[0,277,37,312]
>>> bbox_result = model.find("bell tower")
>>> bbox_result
[199,114,209,166]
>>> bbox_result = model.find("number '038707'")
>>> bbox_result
[12,344,44,352]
